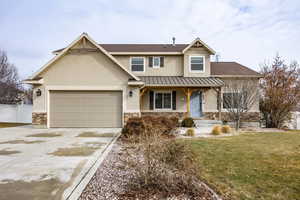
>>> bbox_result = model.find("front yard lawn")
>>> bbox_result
[187,131,300,200]
[0,122,29,128]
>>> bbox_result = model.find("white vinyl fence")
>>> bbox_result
[296,112,300,130]
[0,104,32,123]
[289,112,300,130]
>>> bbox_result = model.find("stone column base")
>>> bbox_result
[32,112,47,128]
[141,112,187,119]
[124,112,140,124]
[203,112,260,122]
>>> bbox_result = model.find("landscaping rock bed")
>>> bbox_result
[79,141,221,200]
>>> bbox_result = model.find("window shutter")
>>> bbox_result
[149,91,154,110]
[160,57,164,67]
[149,57,153,67]
[172,91,176,110]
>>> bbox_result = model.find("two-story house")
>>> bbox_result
[24,33,262,128]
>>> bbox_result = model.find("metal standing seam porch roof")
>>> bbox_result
[138,76,224,87]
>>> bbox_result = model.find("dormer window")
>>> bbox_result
[190,55,205,72]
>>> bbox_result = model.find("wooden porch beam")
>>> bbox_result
[212,87,222,121]
[186,88,191,117]
[139,87,148,97]
[139,88,148,112]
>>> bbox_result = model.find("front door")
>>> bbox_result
[190,91,203,118]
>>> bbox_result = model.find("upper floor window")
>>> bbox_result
[190,56,205,72]
[149,56,164,68]
[153,57,160,68]
[131,57,145,72]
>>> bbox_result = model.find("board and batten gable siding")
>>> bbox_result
[114,55,183,76]
[183,47,211,77]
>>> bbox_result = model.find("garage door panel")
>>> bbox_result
[50,91,122,128]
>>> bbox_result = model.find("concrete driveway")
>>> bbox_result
[0,125,120,200]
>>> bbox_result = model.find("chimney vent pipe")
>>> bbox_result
[172,37,176,46]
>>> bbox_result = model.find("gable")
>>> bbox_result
[29,33,139,82]
[182,38,215,55]
[40,48,131,86]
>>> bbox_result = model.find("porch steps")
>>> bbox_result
[194,120,222,128]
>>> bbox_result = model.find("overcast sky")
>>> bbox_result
[1,0,300,79]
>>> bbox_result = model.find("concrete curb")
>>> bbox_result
[201,182,222,200]
[63,133,121,200]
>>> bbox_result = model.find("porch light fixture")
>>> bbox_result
[129,90,133,97]
[36,89,42,97]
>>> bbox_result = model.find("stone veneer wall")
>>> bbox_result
[203,112,261,122]
[32,112,47,126]
[141,112,187,119]
[124,112,140,124]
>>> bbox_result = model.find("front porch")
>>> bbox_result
[138,76,224,121]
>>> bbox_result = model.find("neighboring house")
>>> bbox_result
[24,33,262,128]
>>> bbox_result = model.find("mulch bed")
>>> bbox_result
[79,140,219,200]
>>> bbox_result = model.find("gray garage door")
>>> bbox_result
[49,91,122,128]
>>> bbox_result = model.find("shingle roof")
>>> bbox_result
[101,44,188,52]
[53,44,189,53]
[139,76,224,87]
[211,62,262,77]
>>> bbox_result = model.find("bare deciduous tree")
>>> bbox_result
[0,50,21,104]
[260,54,300,128]
[223,79,259,131]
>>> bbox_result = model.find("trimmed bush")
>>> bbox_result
[181,117,195,127]
[121,116,178,142]
[211,125,222,135]
[221,125,232,134]
[185,128,195,137]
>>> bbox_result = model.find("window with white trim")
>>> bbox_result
[190,56,204,72]
[153,57,160,68]
[155,92,172,109]
[131,57,144,72]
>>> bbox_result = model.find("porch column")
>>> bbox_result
[139,87,148,112]
[182,88,192,117]
[212,87,222,121]
[217,87,222,121]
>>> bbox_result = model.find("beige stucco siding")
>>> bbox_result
[114,55,183,76]
[221,77,260,112]
[40,52,130,86]
[126,86,140,112]
[33,49,141,113]
[183,47,211,77]
[33,86,46,112]
[203,89,218,112]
